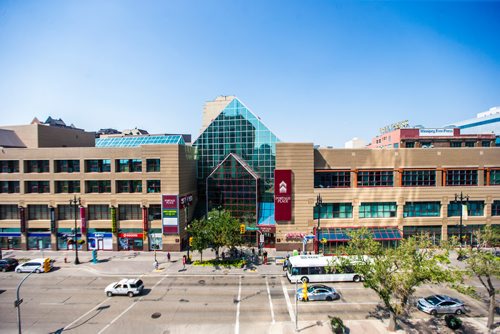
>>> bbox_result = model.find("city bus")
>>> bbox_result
[285,254,367,283]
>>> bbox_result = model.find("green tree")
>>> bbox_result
[336,228,459,331]
[460,225,500,331]
[187,217,210,261]
[205,209,243,259]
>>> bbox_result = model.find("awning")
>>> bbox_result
[318,227,402,241]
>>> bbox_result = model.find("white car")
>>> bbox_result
[105,278,144,297]
[15,258,53,273]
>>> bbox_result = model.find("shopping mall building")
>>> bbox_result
[0,97,499,252]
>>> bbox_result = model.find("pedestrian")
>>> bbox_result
[154,260,159,270]
[182,255,186,269]
[167,252,171,262]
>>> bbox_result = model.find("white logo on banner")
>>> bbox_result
[279,181,287,193]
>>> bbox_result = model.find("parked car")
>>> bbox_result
[0,258,19,272]
[417,295,466,315]
[15,258,53,273]
[105,278,144,297]
[296,284,340,301]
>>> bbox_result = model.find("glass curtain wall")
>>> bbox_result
[193,98,280,224]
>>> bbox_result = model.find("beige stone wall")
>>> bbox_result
[0,144,197,251]
[275,144,500,251]
[1,124,95,148]
[200,96,235,135]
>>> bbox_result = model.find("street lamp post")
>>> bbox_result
[186,205,190,264]
[69,195,81,265]
[454,192,469,247]
[315,194,322,254]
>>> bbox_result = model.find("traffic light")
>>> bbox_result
[302,281,308,301]
[43,258,51,273]
[189,237,193,247]
[240,224,246,234]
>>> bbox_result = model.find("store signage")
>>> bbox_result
[118,233,143,238]
[111,207,117,234]
[50,208,56,233]
[259,225,276,233]
[162,195,179,234]
[379,120,409,134]
[19,207,26,233]
[286,232,305,240]
[274,170,292,221]
[419,128,454,137]
[80,207,86,234]
[179,194,193,209]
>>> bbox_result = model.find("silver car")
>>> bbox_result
[296,284,340,301]
[417,295,466,315]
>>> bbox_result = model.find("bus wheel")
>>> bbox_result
[301,277,309,283]
[353,275,361,282]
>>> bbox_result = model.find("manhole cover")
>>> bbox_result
[198,280,206,285]
[151,312,161,319]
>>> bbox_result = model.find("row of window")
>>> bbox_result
[0,204,162,221]
[404,141,492,148]
[0,159,161,174]
[313,201,500,219]
[0,180,161,194]
[315,169,500,188]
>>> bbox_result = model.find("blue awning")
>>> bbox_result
[319,227,402,241]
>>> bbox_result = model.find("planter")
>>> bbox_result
[329,316,346,334]
[445,315,462,330]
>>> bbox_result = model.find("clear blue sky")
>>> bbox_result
[0,0,499,147]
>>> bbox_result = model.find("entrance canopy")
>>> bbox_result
[318,227,402,241]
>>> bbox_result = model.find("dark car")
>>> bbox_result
[0,258,19,272]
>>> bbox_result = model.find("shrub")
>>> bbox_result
[445,315,462,330]
[329,316,346,334]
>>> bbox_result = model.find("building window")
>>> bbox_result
[25,181,50,193]
[0,181,20,193]
[0,160,19,173]
[489,169,500,185]
[359,202,397,218]
[403,202,440,217]
[57,205,80,220]
[403,226,441,245]
[0,205,19,219]
[446,169,478,186]
[116,159,142,172]
[450,142,461,148]
[88,205,110,220]
[146,159,160,172]
[85,180,111,193]
[118,204,142,220]
[402,170,436,187]
[55,181,80,193]
[55,160,80,173]
[405,142,415,148]
[481,141,491,147]
[314,171,351,188]
[147,180,161,193]
[25,160,49,173]
[85,159,111,173]
[27,205,50,220]
[492,201,500,216]
[465,141,475,147]
[313,203,353,219]
[148,204,161,220]
[448,201,484,217]
[357,170,393,187]
[116,180,142,193]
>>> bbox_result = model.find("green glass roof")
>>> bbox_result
[96,135,185,147]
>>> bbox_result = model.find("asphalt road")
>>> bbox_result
[0,267,494,334]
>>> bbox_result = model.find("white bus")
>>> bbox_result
[285,255,365,283]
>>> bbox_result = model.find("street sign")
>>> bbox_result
[259,234,265,243]
[14,298,23,307]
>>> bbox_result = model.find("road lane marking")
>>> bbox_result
[97,275,167,334]
[235,276,242,334]
[265,277,275,324]
[281,278,295,323]
[63,298,111,331]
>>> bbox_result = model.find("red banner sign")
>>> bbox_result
[118,233,143,238]
[274,169,292,221]
[179,194,193,209]
[80,207,86,234]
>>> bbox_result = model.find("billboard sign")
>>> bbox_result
[274,169,292,221]
[162,195,179,234]
[419,128,454,137]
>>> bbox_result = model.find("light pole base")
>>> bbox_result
[74,258,80,265]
